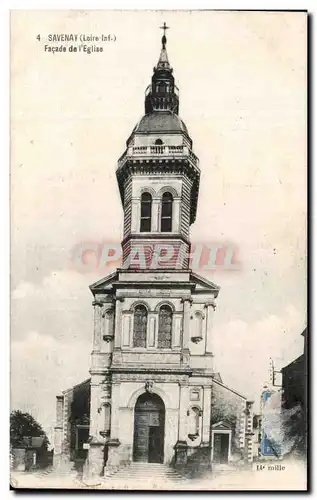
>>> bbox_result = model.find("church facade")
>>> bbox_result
[54,28,254,477]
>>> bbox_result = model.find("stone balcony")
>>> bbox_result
[117,145,200,171]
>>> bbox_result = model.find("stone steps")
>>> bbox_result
[103,463,187,489]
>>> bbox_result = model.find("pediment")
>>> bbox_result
[212,372,223,383]
[89,271,118,293]
[190,272,220,296]
[212,420,232,431]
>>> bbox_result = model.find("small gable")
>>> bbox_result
[89,271,118,293]
[212,420,233,431]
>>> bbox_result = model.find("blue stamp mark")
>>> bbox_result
[261,390,281,457]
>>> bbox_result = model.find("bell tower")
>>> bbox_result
[87,24,220,476]
[55,23,255,478]
[116,25,200,270]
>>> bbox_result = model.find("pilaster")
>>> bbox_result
[178,383,188,442]
[202,386,212,443]
[105,383,121,469]
[173,197,181,232]
[131,198,139,233]
[87,374,106,477]
[204,300,216,355]
[181,296,192,349]
[114,297,125,348]
[152,198,160,232]
[92,300,103,351]
[147,311,157,347]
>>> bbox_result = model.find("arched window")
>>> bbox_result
[133,305,148,348]
[160,192,173,232]
[155,138,163,145]
[158,305,172,348]
[140,192,152,232]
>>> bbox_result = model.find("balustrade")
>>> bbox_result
[118,144,199,169]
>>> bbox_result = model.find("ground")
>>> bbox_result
[11,459,307,491]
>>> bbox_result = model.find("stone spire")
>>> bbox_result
[157,22,170,70]
[144,23,179,115]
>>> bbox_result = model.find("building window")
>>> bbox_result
[140,192,152,232]
[158,305,172,348]
[155,138,163,145]
[161,192,173,232]
[133,305,148,348]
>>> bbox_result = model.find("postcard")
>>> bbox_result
[10,9,307,491]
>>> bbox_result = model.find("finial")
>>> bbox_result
[160,22,169,49]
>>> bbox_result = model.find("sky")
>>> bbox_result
[10,10,307,443]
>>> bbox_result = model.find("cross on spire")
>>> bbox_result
[160,22,169,49]
[160,22,169,36]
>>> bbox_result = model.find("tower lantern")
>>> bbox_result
[116,24,201,270]
[145,23,179,114]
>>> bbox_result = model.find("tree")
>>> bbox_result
[10,410,50,450]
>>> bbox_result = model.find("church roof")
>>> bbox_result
[89,269,220,295]
[133,111,189,135]
[213,378,247,400]
[61,377,91,396]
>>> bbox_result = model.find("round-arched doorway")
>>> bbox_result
[133,392,165,463]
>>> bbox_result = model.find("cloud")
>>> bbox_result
[213,303,306,409]
[11,270,98,442]
[11,270,96,344]
[11,330,91,444]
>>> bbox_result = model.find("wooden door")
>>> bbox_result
[213,433,229,464]
[133,393,165,463]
